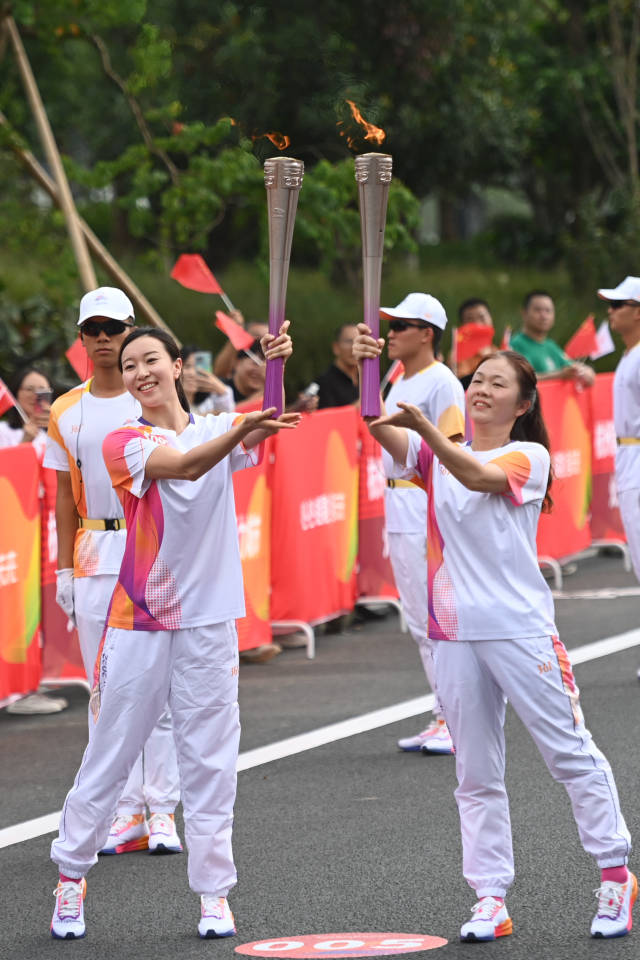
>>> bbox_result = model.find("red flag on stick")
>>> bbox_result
[65,338,93,379]
[453,323,495,363]
[215,311,255,351]
[171,254,223,294]
[0,377,17,417]
[380,359,404,391]
[564,315,599,359]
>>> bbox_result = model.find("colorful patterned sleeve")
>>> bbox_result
[489,444,550,506]
[102,426,156,498]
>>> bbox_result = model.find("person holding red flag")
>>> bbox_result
[45,287,183,857]
[448,299,498,389]
[510,290,595,385]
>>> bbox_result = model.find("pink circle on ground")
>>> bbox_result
[235,932,448,958]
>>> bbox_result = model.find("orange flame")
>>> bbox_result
[252,131,291,150]
[338,100,386,148]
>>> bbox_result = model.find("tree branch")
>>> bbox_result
[88,32,180,186]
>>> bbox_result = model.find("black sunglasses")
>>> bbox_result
[606,300,638,311]
[80,319,133,337]
[387,318,428,332]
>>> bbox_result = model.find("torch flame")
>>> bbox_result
[252,131,291,150]
[339,100,386,149]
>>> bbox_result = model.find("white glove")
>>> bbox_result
[55,568,76,626]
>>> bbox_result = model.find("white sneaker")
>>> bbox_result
[397,718,454,753]
[460,897,512,942]
[148,812,183,854]
[420,718,455,755]
[198,896,236,938]
[7,692,68,714]
[51,878,86,940]
[591,872,637,938]
[100,813,149,855]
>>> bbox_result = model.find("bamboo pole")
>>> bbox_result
[5,16,97,292]
[0,112,180,343]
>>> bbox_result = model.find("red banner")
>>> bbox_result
[536,381,593,559]
[589,372,626,542]
[233,440,273,651]
[270,407,359,623]
[0,447,42,700]
[356,420,398,599]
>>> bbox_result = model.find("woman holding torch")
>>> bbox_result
[354,327,635,942]
[50,322,299,942]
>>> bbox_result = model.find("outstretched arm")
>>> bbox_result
[372,403,509,494]
[144,408,299,482]
[353,322,409,464]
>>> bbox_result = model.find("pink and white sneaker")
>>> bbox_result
[198,896,236,938]
[148,812,183,854]
[398,717,454,753]
[460,897,513,942]
[100,813,149,855]
[51,878,86,940]
[591,872,637,938]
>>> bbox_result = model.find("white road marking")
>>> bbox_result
[553,587,640,600]
[2,627,640,852]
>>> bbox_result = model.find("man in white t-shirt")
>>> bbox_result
[596,277,640,680]
[378,292,466,753]
[45,287,182,854]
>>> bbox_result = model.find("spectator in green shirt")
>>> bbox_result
[510,290,595,386]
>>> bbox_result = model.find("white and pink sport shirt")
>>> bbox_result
[385,436,556,642]
[102,411,259,632]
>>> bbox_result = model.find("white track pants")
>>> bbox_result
[51,620,240,896]
[388,531,443,716]
[74,575,180,814]
[618,488,640,582]
[434,636,631,898]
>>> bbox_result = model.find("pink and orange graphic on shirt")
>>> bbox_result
[411,441,459,642]
[103,426,180,631]
[489,450,532,505]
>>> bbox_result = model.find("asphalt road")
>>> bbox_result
[1,551,639,960]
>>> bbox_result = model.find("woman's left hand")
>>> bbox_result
[261,320,292,362]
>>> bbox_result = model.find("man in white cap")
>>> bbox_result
[596,278,640,675]
[355,292,465,753]
[45,287,183,854]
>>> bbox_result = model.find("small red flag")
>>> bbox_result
[564,315,598,360]
[454,323,495,363]
[214,311,255,351]
[0,377,17,417]
[65,338,94,379]
[171,254,223,295]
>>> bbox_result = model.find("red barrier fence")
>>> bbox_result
[0,374,629,698]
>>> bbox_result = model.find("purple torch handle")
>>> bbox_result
[262,157,304,418]
[356,153,393,418]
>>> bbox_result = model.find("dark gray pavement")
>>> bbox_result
[1,552,639,960]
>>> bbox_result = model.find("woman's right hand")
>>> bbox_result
[21,419,41,443]
[352,323,385,363]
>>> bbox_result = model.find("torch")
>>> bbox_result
[355,152,393,418]
[262,156,304,416]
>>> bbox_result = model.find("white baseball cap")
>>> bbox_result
[78,287,135,325]
[597,276,640,303]
[380,292,448,330]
